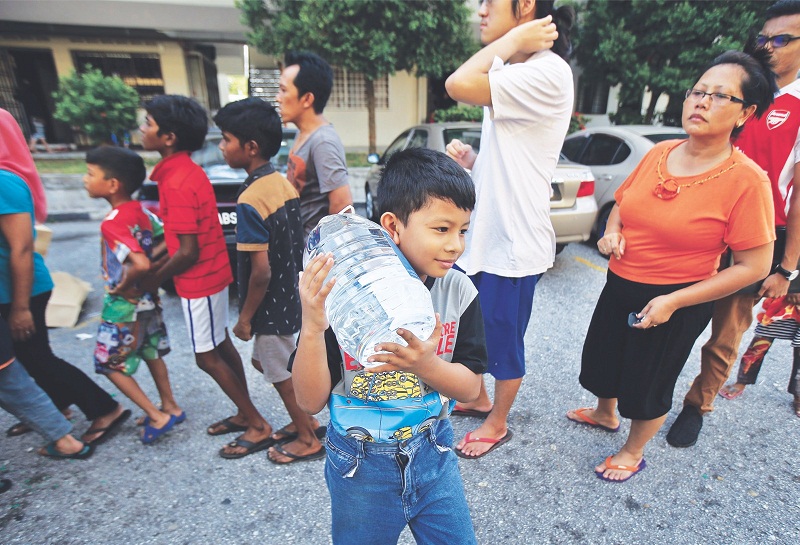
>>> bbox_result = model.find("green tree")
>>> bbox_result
[238,0,476,153]
[575,0,764,125]
[52,67,139,145]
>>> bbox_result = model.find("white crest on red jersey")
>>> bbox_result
[767,110,790,130]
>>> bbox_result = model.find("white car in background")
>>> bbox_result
[561,125,688,238]
[364,123,598,254]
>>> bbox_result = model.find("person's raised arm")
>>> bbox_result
[292,253,336,414]
[0,213,34,341]
[445,16,557,107]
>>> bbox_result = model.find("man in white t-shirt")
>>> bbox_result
[446,0,574,459]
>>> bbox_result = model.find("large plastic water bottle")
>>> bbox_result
[304,211,436,368]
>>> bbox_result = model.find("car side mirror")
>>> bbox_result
[367,153,380,165]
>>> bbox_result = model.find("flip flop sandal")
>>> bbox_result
[219,436,276,459]
[6,422,33,437]
[451,405,492,418]
[137,410,187,427]
[719,386,745,400]
[40,441,94,460]
[141,414,178,445]
[594,456,647,483]
[207,417,248,436]
[83,409,131,445]
[267,443,326,464]
[455,430,514,459]
[566,407,620,432]
[273,425,327,444]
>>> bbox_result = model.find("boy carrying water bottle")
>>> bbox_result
[292,147,488,545]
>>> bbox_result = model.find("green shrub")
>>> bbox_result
[432,105,483,123]
[568,112,589,134]
[52,67,140,145]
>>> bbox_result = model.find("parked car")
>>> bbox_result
[364,123,598,253]
[139,127,298,261]
[561,125,687,239]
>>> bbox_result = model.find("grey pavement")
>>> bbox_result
[1,221,799,544]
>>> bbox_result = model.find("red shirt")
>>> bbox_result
[149,152,232,298]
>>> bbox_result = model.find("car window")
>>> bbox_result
[380,130,412,164]
[192,136,225,168]
[561,135,589,162]
[581,135,626,166]
[406,129,429,150]
[443,129,482,153]
[644,132,687,143]
[612,143,632,163]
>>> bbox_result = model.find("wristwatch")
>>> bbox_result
[773,264,799,281]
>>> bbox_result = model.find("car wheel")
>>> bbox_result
[364,184,375,222]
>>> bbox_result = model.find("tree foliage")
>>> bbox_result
[237,0,477,152]
[52,67,139,145]
[575,0,764,124]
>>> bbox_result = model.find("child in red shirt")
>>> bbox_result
[141,95,273,458]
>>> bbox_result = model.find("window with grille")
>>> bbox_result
[329,67,388,110]
[71,51,164,102]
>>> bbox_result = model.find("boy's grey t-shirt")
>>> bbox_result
[285,124,349,237]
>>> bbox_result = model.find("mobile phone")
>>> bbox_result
[627,312,643,328]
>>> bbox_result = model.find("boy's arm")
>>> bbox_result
[233,250,271,341]
[327,184,354,216]
[143,233,199,292]
[292,253,336,414]
[366,314,481,403]
[109,251,150,300]
[445,16,557,106]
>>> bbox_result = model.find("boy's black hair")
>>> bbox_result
[85,146,146,195]
[144,95,208,152]
[284,51,333,114]
[703,50,777,137]
[213,98,282,159]
[766,0,800,19]
[377,147,475,224]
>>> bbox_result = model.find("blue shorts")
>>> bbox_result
[469,272,542,380]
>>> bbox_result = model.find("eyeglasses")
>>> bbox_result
[756,34,800,48]
[685,89,746,106]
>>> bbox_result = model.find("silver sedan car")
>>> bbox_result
[364,122,597,254]
[561,125,687,238]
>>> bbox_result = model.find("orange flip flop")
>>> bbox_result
[455,430,513,459]
[566,407,620,432]
[594,455,646,482]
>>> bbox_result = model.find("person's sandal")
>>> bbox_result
[793,397,800,418]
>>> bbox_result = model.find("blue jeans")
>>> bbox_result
[324,418,476,545]
[0,360,72,442]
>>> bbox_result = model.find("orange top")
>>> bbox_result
[610,140,775,285]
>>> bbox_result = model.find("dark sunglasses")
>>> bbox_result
[756,34,800,49]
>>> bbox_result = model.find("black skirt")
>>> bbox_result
[580,270,713,420]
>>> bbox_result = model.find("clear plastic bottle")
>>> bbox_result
[304,212,436,368]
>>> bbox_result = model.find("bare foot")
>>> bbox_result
[267,437,323,463]
[793,396,800,418]
[455,421,508,458]
[719,383,746,399]
[594,450,644,481]
[207,415,248,435]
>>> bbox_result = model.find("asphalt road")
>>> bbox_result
[1,220,798,544]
